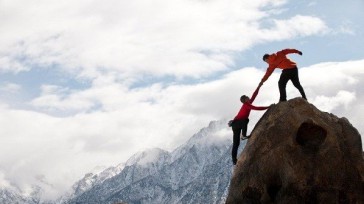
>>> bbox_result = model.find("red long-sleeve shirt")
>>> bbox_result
[234,87,269,120]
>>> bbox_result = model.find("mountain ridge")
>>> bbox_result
[67,120,233,204]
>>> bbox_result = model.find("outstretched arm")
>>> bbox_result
[245,103,269,111]
[249,86,261,103]
[279,48,302,56]
[260,64,275,83]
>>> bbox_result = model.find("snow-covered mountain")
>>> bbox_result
[1,120,242,204]
[57,164,125,203]
[0,187,40,204]
[67,120,237,204]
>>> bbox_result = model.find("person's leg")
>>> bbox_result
[231,121,242,165]
[241,119,250,139]
[278,70,290,101]
[290,68,307,100]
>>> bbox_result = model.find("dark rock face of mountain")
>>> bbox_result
[226,98,364,204]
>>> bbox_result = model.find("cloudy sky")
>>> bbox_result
[0,0,363,200]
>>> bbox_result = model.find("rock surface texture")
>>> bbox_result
[226,98,364,204]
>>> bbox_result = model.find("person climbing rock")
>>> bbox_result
[228,84,270,165]
[259,48,307,102]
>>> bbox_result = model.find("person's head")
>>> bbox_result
[240,95,249,103]
[262,54,270,63]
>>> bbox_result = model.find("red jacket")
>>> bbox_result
[261,49,301,82]
[234,87,269,120]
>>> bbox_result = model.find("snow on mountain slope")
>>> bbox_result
[56,163,125,203]
[0,188,40,204]
[0,120,241,204]
[68,120,238,204]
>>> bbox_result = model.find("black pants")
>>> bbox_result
[231,119,249,164]
[278,67,307,101]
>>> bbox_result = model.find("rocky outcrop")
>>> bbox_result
[226,98,364,204]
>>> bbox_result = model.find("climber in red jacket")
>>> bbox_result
[228,85,270,165]
[259,48,307,102]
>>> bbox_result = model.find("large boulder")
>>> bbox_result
[226,98,364,204]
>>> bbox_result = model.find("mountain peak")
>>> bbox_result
[227,98,364,203]
[125,147,170,167]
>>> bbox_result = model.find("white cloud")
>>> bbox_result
[0,83,22,93]
[31,85,95,112]
[0,171,12,189]
[0,0,328,79]
[258,15,328,40]
[0,56,29,73]
[338,21,355,35]
[313,90,356,112]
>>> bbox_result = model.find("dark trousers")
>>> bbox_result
[231,119,249,164]
[278,67,307,101]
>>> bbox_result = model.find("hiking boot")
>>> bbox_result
[241,135,251,140]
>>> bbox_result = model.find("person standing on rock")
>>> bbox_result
[228,85,270,165]
[259,48,307,102]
